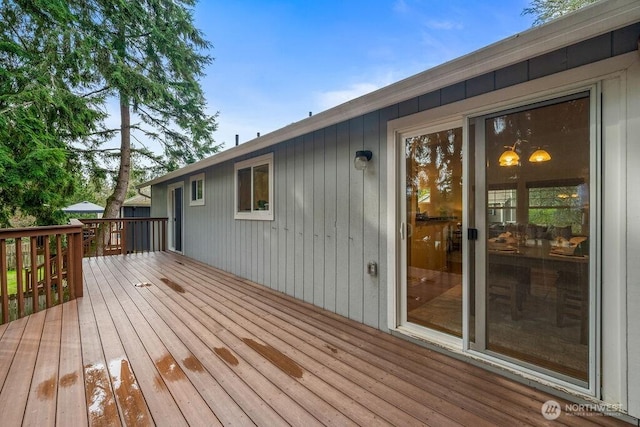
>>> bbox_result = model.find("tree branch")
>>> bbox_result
[0,102,34,114]
[86,129,120,137]
[82,86,111,98]
[72,147,122,154]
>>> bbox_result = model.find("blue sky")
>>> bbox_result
[193,0,536,150]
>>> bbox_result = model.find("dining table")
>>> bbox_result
[487,240,589,343]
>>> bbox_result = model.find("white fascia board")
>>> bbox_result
[140,0,640,189]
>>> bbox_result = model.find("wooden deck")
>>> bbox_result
[0,252,629,426]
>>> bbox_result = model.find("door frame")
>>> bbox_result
[167,182,184,253]
[385,74,616,397]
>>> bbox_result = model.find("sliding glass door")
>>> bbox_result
[471,92,594,384]
[394,89,596,387]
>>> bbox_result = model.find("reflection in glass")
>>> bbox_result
[192,179,203,201]
[253,164,269,211]
[405,127,463,337]
[237,167,251,212]
[484,95,590,382]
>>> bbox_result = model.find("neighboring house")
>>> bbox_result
[62,201,105,218]
[142,1,640,420]
[121,191,153,253]
[121,192,152,218]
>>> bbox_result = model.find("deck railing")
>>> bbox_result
[0,222,83,324]
[79,218,167,257]
[0,217,167,324]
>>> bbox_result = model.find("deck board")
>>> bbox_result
[77,265,122,427]
[0,310,45,423]
[83,258,154,426]
[112,276,252,426]
[0,252,631,426]
[23,304,62,427]
[157,256,504,424]
[137,254,463,426]
[92,257,218,427]
[57,300,88,426]
[0,316,28,391]
[126,256,402,427]
[114,256,315,427]
[196,262,571,424]
[106,255,290,427]
[156,255,548,423]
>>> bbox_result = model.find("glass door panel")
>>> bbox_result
[479,94,592,383]
[404,127,463,337]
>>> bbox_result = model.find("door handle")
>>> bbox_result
[468,228,478,240]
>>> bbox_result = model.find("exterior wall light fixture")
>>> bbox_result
[354,150,372,170]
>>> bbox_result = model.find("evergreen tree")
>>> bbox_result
[523,0,598,26]
[1,0,218,225]
[75,0,219,218]
[0,0,104,226]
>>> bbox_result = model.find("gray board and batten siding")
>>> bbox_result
[151,21,640,331]
[153,108,394,331]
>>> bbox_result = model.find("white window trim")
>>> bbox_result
[234,153,274,221]
[189,173,205,206]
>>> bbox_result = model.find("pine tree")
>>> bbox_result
[1,0,218,224]
[75,0,219,218]
[0,0,104,225]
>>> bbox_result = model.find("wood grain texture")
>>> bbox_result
[0,253,627,426]
[23,305,62,427]
[56,300,87,426]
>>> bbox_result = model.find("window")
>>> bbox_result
[234,153,273,220]
[487,187,517,224]
[189,173,205,206]
[527,180,587,234]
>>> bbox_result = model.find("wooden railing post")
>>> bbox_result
[44,236,52,309]
[72,230,83,298]
[162,218,167,251]
[15,237,24,318]
[55,235,63,304]
[67,234,76,301]
[0,240,8,324]
[30,236,38,314]
[121,219,127,255]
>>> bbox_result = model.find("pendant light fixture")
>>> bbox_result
[498,139,551,166]
[498,140,521,167]
[498,147,520,166]
[528,147,552,163]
